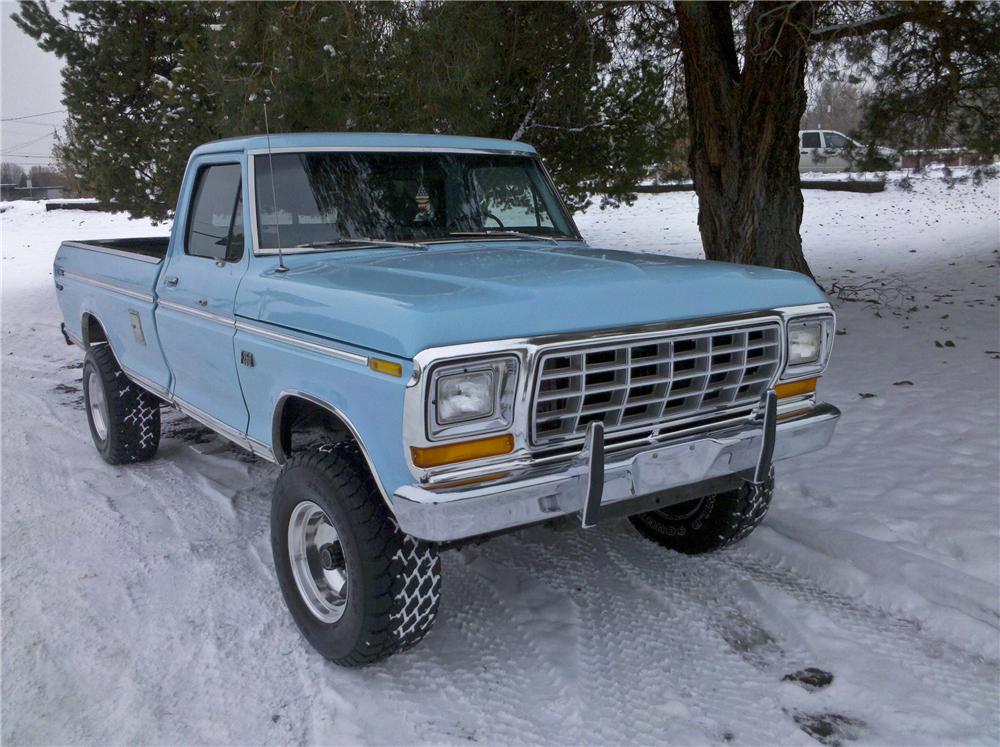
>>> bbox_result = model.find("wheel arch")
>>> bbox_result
[271,390,392,503]
[81,311,109,346]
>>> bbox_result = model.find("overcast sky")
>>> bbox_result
[1,1,66,169]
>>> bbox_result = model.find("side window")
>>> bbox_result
[801,132,821,149]
[186,163,243,261]
[823,132,850,149]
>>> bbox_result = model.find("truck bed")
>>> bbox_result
[54,237,172,393]
[62,237,170,262]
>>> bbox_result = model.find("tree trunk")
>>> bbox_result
[675,1,817,276]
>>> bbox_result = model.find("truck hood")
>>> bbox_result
[235,242,827,359]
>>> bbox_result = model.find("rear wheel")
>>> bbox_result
[271,442,441,666]
[82,345,160,465]
[629,472,774,554]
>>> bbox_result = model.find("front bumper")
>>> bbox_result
[391,401,840,542]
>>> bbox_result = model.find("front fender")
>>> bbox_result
[235,322,415,501]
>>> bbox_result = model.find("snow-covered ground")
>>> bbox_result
[2,170,998,745]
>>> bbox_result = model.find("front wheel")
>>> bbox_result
[629,472,774,554]
[271,442,441,666]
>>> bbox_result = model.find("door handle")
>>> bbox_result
[164,276,179,287]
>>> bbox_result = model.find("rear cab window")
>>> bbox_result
[186,163,244,262]
[801,132,821,149]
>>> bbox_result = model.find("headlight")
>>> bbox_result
[783,316,833,378]
[437,370,495,423]
[428,356,518,439]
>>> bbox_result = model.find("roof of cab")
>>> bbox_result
[191,132,537,157]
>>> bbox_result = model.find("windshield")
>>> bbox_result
[253,151,576,250]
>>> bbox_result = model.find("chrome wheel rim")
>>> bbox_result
[288,501,348,623]
[87,371,109,441]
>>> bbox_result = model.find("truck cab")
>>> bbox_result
[799,129,899,172]
[54,133,840,665]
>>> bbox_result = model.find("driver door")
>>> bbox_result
[821,132,853,172]
[156,157,250,433]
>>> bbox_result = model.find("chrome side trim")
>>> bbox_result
[248,436,278,463]
[270,390,391,504]
[158,299,235,327]
[62,241,165,264]
[69,316,274,462]
[120,364,171,400]
[60,271,155,303]
[172,395,277,463]
[235,320,369,366]
[63,326,85,349]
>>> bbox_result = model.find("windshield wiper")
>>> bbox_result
[450,230,561,246]
[293,237,428,251]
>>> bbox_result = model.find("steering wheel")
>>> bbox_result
[483,212,505,229]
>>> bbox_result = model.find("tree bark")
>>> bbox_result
[675,1,817,276]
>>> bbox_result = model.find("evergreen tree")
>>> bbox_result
[14,1,218,219]
[13,1,677,219]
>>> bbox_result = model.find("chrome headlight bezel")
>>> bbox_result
[426,355,519,441]
[782,314,834,379]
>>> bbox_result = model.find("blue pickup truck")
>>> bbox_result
[54,133,839,665]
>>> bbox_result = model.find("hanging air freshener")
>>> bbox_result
[415,164,430,214]
[415,183,430,213]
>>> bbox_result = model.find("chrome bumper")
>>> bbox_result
[391,402,840,543]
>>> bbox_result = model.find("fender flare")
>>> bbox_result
[271,389,393,505]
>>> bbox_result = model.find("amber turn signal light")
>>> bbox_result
[775,377,817,399]
[411,434,515,469]
[369,357,403,377]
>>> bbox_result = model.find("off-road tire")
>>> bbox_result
[629,471,774,555]
[82,344,160,465]
[271,442,441,666]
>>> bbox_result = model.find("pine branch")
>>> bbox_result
[810,11,919,42]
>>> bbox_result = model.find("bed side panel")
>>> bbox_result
[54,241,171,393]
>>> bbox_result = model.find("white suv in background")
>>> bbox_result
[799,130,898,172]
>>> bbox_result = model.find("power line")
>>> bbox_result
[0,109,67,122]
[3,120,64,129]
[3,131,56,152]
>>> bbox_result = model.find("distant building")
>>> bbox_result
[900,148,994,170]
[3,172,67,201]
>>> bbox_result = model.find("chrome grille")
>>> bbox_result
[531,322,782,446]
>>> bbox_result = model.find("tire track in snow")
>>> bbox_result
[475,527,810,745]
[717,551,1000,741]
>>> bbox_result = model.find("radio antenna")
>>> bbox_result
[263,100,286,273]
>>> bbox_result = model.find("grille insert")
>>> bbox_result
[531,322,782,446]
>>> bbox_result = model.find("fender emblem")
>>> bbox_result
[240,351,255,367]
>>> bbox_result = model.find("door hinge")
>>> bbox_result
[240,351,255,367]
